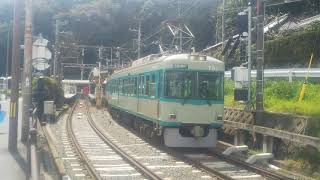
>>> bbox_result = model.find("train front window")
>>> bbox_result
[198,73,223,100]
[165,71,223,100]
[165,71,195,98]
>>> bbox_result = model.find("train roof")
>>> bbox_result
[111,53,224,78]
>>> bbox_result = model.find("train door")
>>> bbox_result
[156,71,162,119]
[137,75,144,113]
[134,77,138,112]
[117,79,120,105]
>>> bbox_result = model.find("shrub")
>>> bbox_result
[32,77,64,108]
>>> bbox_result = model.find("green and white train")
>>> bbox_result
[105,53,224,147]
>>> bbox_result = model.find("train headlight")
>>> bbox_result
[169,113,176,120]
[191,126,205,137]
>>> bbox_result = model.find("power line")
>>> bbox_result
[121,0,201,51]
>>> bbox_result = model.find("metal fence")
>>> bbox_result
[225,68,320,79]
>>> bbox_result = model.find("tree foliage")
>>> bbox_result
[32,77,64,108]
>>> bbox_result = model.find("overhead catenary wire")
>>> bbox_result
[120,0,202,49]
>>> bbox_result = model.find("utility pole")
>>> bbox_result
[53,19,60,78]
[80,48,84,80]
[130,19,142,59]
[138,20,142,59]
[178,0,183,52]
[8,0,22,152]
[246,3,252,110]
[95,62,102,108]
[256,0,265,119]
[110,48,113,67]
[21,0,33,143]
[222,0,225,50]
[6,22,11,77]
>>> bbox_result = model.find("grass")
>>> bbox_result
[224,79,320,117]
[225,79,320,178]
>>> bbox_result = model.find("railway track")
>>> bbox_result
[87,100,295,180]
[58,98,295,180]
[175,149,292,180]
[209,150,292,180]
[66,100,161,179]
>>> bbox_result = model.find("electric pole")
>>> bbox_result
[178,0,183,52]
[130,19,142,59]
[247,3,252,110]
[9,0,22,152]
[256,0,265,120]
[138,20,142,59]
[222,0,225,50]
[81,48,84,80]
[6,22,11,77]
[53,18,60,78]
[21,0,33,143]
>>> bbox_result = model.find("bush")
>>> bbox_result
[32,77,64,108]
[264,80,300,100]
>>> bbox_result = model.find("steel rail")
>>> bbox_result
[85,99,296,180]
[94,103,235,180]
[84,101,162,180]
[210,150,293,180]
[66,101,102,180]
[167,150,234,180]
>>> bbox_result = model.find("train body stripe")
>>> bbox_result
[108,103,222,129]
[159,98,224,105]
[110,94,224,106]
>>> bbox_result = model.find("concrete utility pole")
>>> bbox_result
[95,62,102,108]
[53,19,60,78]
[178,0,183,52]
[222,0,225,50]
[21,0,33,143]
[247,3,252,110]
[130,19,142,59]
[256,0,265,119]
[8,0,22,152]
[6,22,11,77]
[80,48,84,80]
[138,20,142,59]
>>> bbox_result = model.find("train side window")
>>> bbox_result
[139,75,144,96]
[159,72,163,97]
[127,78,130,95]
[134,77,137,95]
[150,74,156,98]
[117,80,119,94]
[130,78,134,96]
[128,78,131,96]
[146,75,150,96]
[122,79,125,95]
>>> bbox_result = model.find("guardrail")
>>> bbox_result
[223,120,320,151]
[225,68,320,78]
